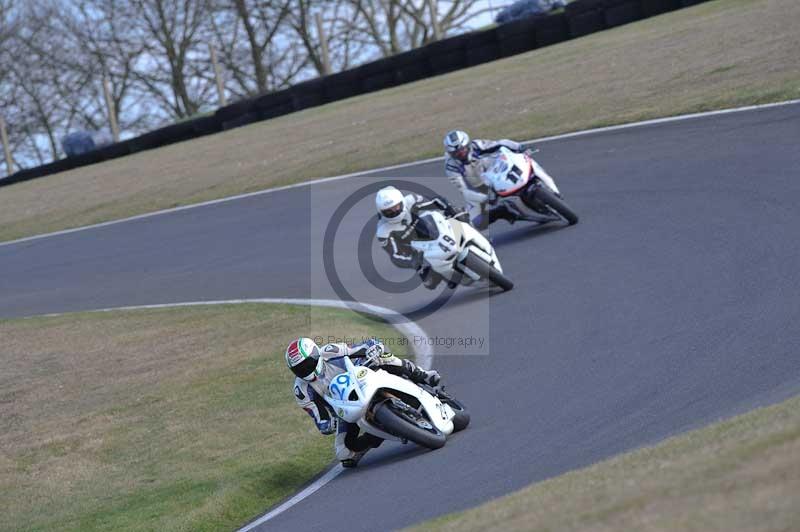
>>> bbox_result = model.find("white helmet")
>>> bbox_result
[444,130,470,161]
[375,186,408,225]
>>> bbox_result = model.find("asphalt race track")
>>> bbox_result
[2,104,800,531]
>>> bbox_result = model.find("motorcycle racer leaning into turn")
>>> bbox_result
[286,337,441,468]
[375,185,468,290]
[444,129,529,229]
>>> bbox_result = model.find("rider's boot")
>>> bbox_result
[336,431,362,467]
[487,204,517,225]
[337,429,382,468]
[341,451,368,468]
[471,213,489,230]
[402,359,441,387]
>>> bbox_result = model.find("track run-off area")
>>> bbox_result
[1,102,799,531]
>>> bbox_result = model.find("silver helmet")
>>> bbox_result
[444,130,471,161]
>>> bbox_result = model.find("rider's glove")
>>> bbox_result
[440,199,457,218]
[364,338,385,358]
[422,369,441,387]
[453,211,470,222]
[317,419,336,435]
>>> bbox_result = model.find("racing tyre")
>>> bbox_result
[374,400,447,450]
[533,186,579,225]
[463,252,514,291]
[438,391,470,432]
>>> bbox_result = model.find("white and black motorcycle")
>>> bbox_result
[481,147,579,226]
[410,209,513,291]
[325,355,469,450]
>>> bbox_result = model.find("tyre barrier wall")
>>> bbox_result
[1,0,709,188]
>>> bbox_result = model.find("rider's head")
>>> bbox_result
[375,186,408,225]
[444,130,471,162]
[285,337,324,381]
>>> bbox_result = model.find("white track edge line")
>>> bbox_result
[527,98,800,144]
[238,464,345,532]
[24,297,433,530]
[2,98,798,249]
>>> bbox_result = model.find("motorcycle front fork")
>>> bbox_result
[521,182,551,214]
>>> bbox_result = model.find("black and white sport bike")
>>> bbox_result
[410,209,513,291]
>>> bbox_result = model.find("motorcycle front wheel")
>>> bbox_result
[531,186,579,225]
[463,251,514,292]
[374,400,446,450]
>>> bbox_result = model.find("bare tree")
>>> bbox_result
[0,0,17,100]
[226,0,292,93]
[349,0,406,56]
[0,0,17,46]
[6,1,69,161]
[1,0,495,169]
[287,0,333,76]
[207,0,308,97]
[131,0,216,119]
[349,0,488,53]
[286,0,376,77]
[0,0,21,171]
[286,0,489,78]
[57,0,152,133]
[3,0,156,166]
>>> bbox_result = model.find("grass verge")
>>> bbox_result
[408,393,800,532]
[0,303,408,532]
[0,0,798,243]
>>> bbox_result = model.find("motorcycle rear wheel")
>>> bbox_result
[374,401,446,450]
[463,251,514,292]
[437,390,470,432]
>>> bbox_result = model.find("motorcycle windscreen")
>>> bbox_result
[413,214,440,241]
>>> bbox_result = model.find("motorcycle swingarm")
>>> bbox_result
[517,212,560,223]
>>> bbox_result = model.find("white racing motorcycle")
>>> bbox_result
[325,355,470,450]
[410,209,514,291]
[481,147,579,226]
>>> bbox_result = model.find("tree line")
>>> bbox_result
[0,0,489,171]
